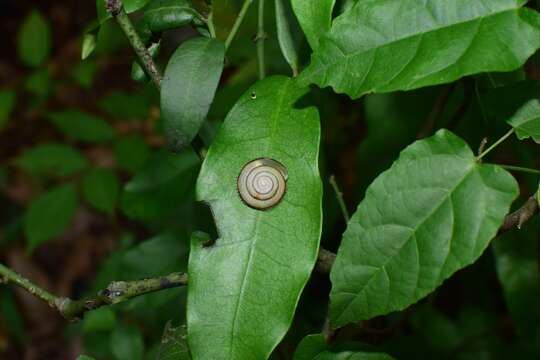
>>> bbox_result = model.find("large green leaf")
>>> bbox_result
[507,99,540,143]
[17,10,51,67]
[299,0,540,99]
[15,143,88,177]
[161,37,225,151]
[291,0,335,50]
[330,130,518,327]
[187,76,322,360]
[47,110,114,143]
[24,184,77,251]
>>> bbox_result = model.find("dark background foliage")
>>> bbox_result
[1,0,540,359]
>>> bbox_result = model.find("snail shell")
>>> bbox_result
[237,158,288,210]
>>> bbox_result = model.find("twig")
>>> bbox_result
[106,0,163,89]
[330,175,350,223]
[256,0,266,80]
[316,248,337,273]
[0,262,56,306]
[225,0,253,50]
[498,164,540,176]
[476,128,514,161]
[0,263,187,321]
[499,193,539,233]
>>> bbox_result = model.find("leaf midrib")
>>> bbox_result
[228,80,291,358]
[335,160,476,324]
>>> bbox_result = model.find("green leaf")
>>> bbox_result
[142,0,199,33]
[72,61,98,89]
[121,149,199,221]
[0,288,26,344]
[493,220,540,338]
[507,99,540,143]
[300,0,540,99]
[16,143,88,177]
[0,90,16,130]
[276,0,301,76]
[82,33,97,60]
[83,307,117,333]
[161,37,225,151]
[291,0,335,50]
[314,352,395,360]
[113,135,151,173]
[47,110,115,143]
[25,69,51,97]
[157,322,191,360]
[188,76,322,359]
[76,356,96,360]
[293,334,327,360]
[17,10,51,67]
[24,184,77,251]
[100,91,152,119]
[111,324,144,360]
[82,168,120,214]
[330,130,518,327]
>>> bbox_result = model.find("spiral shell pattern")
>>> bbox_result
[237,158,288,210]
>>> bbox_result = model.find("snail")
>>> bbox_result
[237,158,288,210]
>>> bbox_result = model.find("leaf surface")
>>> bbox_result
[506,99,540,143]
[188,76,322,360]
[291,0,335,50]
[16,143,88,177]
[47,110,114,143]
[161,37,224,151]
[300,0,540,98]
[276,0,301,75]
[330,130,518,327]
[24,184,77,251]
[82,168,120,214]
[18,10,51,67]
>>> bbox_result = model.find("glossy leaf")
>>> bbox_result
[17,10,51,67]
[157,322,191,360]
[47,110,115,143]
[276,0,301,75]
[142,0,199,33]
[330,130,518,327]
[161,37,225,151]
[291,0,335,50]
[16,143,88,177]
[0,90,16,130]
[24,184,77,251]
[507,99,540,143]
[300,0,540,99]
[188,76,322,360]
[82,168,120,214]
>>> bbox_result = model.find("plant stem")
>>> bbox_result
[477,128,514,161]
[330,175,350,223]
[59,272,188,320]
[257,0,266,80]
[0,260,187,321]
[225,0,253,50]
[0,262,57,306]
[498,165,540,176]
[107,0,162,89]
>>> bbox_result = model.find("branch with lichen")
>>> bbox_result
[0,264,187,321]
[106,0,162,88]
